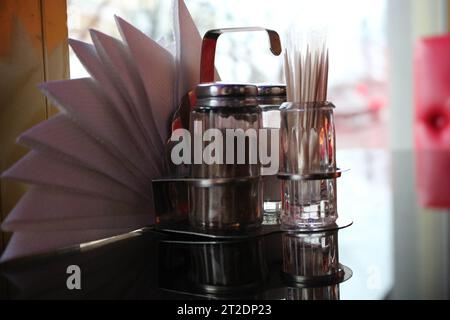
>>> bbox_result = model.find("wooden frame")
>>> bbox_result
[0,0,69,252]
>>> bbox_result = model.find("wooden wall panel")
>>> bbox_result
[0,0,69,252]
[41,0,70,116]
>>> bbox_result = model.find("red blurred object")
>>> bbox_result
[414,34,450,209]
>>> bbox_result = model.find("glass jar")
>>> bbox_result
[189,83,263,230]
[257,84,286,223]
[279,102,337,229]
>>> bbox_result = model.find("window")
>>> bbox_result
[68,0,388,149]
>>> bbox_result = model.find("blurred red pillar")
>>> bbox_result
[414,34,450,208]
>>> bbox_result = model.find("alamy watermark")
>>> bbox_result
[66,265,81,290]
[170,121,280,175]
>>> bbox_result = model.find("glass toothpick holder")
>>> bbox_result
[279,102,339,229]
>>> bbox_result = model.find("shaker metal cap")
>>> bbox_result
[195,82,258,99]
[256,84,286,96]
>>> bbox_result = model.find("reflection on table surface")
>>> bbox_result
[0,149,449,300]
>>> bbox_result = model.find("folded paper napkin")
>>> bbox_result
[1,0,218,262]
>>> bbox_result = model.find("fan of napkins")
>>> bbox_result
[1,0,218,262]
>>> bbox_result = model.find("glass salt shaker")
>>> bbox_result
[189,83,263,230]
[257,84,286,224]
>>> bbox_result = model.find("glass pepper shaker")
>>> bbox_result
[189,83,263,230]
[279,102,337,229]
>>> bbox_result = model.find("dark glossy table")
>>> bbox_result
[1,150,449,300]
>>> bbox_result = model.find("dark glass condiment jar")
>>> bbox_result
[189,83,263,230]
